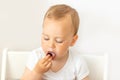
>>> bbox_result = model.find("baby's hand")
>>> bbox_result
[34,55,52,74]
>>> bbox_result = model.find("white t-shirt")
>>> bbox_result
[26,47,89,80]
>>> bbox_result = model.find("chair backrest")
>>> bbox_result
[82,54,108,80]
[1,48,108,80]
[1,48,31,80]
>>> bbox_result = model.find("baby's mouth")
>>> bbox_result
[47,51,56,59]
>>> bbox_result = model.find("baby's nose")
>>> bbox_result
[48,40,55,48]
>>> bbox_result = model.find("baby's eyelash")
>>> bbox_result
[56,40,63,43]
[44,37,49,40]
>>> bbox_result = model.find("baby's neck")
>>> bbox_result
[51,53,69,72]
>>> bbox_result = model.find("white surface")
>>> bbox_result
[1,48,31,80]
[1,49,7,80]
[0,0,120,80]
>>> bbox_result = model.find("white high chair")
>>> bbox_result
[1,48,31,80]
[0,48,108,80]
[82,54,108,80]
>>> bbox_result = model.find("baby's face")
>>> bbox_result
[41,16,77,60]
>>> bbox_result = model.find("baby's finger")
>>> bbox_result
[46,62,52,68]
[43,57,52,66]
[42,55,51,63]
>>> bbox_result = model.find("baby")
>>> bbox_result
[21,4,89,80]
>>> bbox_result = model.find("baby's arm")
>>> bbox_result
[21,55,52,80]
[82,76,89,80]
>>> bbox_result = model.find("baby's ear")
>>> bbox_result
[70,34,78,46]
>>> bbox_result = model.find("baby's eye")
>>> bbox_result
[43,37,49,41]
[56,39,63,43]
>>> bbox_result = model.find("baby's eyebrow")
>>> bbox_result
[42,33,48,36]
[42,33,65,39]
[55,37,64,39]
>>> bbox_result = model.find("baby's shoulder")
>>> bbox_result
[32,47,42,53]
[31,47,45,58]
[70,49,83,59]
[70,49,86,65]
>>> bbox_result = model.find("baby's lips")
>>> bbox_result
[46,51,56,59]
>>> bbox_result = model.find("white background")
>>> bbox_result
[0,0,120,79]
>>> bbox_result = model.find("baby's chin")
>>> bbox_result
[46,51,56,60]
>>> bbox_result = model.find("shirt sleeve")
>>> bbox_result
[26,50,40,71]
[76,57,89,80]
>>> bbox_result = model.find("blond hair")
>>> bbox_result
[43,4,80,35]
